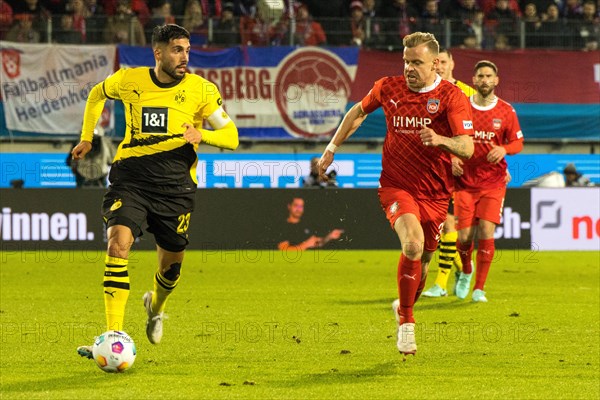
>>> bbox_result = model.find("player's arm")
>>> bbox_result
[422,132,473,159]
[487,109,524,164]
[318,78,385,179]
[187,85,239,150]
[72,71,123,160]
[317,103,367,180]
[183,110,239,150]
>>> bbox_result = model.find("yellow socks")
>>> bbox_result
[434,231,459,290]
[103,256,129,331]
[152,264,181,314]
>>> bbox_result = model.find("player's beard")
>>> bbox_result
[476,84,495,97]
[163,62,186,81]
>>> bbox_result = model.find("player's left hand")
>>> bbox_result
[419,128,441,147]
[487,145,507,164]
[182,123,202,144]
[451,157,464,176]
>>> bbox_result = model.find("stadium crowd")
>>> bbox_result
[1,0,598,50]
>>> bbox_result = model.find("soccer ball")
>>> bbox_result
[92,330,136,373]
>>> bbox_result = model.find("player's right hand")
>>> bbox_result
[451,157,464,176]
[182,123,202,144]
[71,140,92,160]
[317,151,334,181]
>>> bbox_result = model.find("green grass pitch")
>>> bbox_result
[1,249,598,399]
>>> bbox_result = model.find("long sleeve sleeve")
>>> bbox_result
[80,82,108,142]
[201,120,239,150]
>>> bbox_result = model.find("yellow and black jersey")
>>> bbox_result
[81,67,238,196]
[455,80,476,97]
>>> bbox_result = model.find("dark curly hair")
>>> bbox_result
[151,24,190,48]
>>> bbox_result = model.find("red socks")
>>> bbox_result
[397,255,421,325]
[474,238,495,290]
[457,240,474,274]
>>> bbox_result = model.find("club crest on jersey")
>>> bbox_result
[426,98,440,114]
[493,118,502,130]
[174,90,186,105]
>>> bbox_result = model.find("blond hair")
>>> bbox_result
[403,32,439,56]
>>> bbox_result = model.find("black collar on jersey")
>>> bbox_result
[149,68,183,88]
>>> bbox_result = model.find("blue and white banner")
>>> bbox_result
[119,45,359,140]
[0,42,116,134]
[1,153,599,189]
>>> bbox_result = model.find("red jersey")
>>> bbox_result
[361,75,474,199]
[456,97,524,191]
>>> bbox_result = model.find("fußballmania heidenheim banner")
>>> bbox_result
[0,42,116,134]
[118,45,359,140]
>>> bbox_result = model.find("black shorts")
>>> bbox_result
[102,186,194,252]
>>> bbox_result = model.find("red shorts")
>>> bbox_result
[454,187,506,230]
[377,187,449,253]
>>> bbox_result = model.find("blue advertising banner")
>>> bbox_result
[2,152,598,189]
[118,45,359,140]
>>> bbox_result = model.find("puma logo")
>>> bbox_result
[104,290,116,298]
[402,273,417,281]
[389,99,399,108]
[132,89,142,98]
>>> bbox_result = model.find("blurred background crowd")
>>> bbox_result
[1,0,598,50]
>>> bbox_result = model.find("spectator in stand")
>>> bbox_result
[419,0,445,41]
[54,12,84,43]
[450,0,481,46]
[182,0,208,45]
[294,2,327,46]
[480,0,521,16]
[199,0,224,18]
[538,3,573,48]
[11,0,49,42]
[213,1,239,46]
[147,0,176,42]
[518,0,552,19]
[493,32,512,49]
[465,9,491,48]
[6,13,41,43]
[381,0,419,49]
[486,0,519,47]
[0,1,13,40]
[461,32,481,48]
[523,2,542,47]
[361,0,385,48]
[239,1,280,46]
[68,0,88,43]
[575,0,600,50]
[349,0,367,46]
[562,0,583,19]
[104,0,146,45]
[102,0,151,25]
[363,0,378,19]
[84,0,106,44]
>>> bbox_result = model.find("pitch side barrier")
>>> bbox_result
[1,188,598,253]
